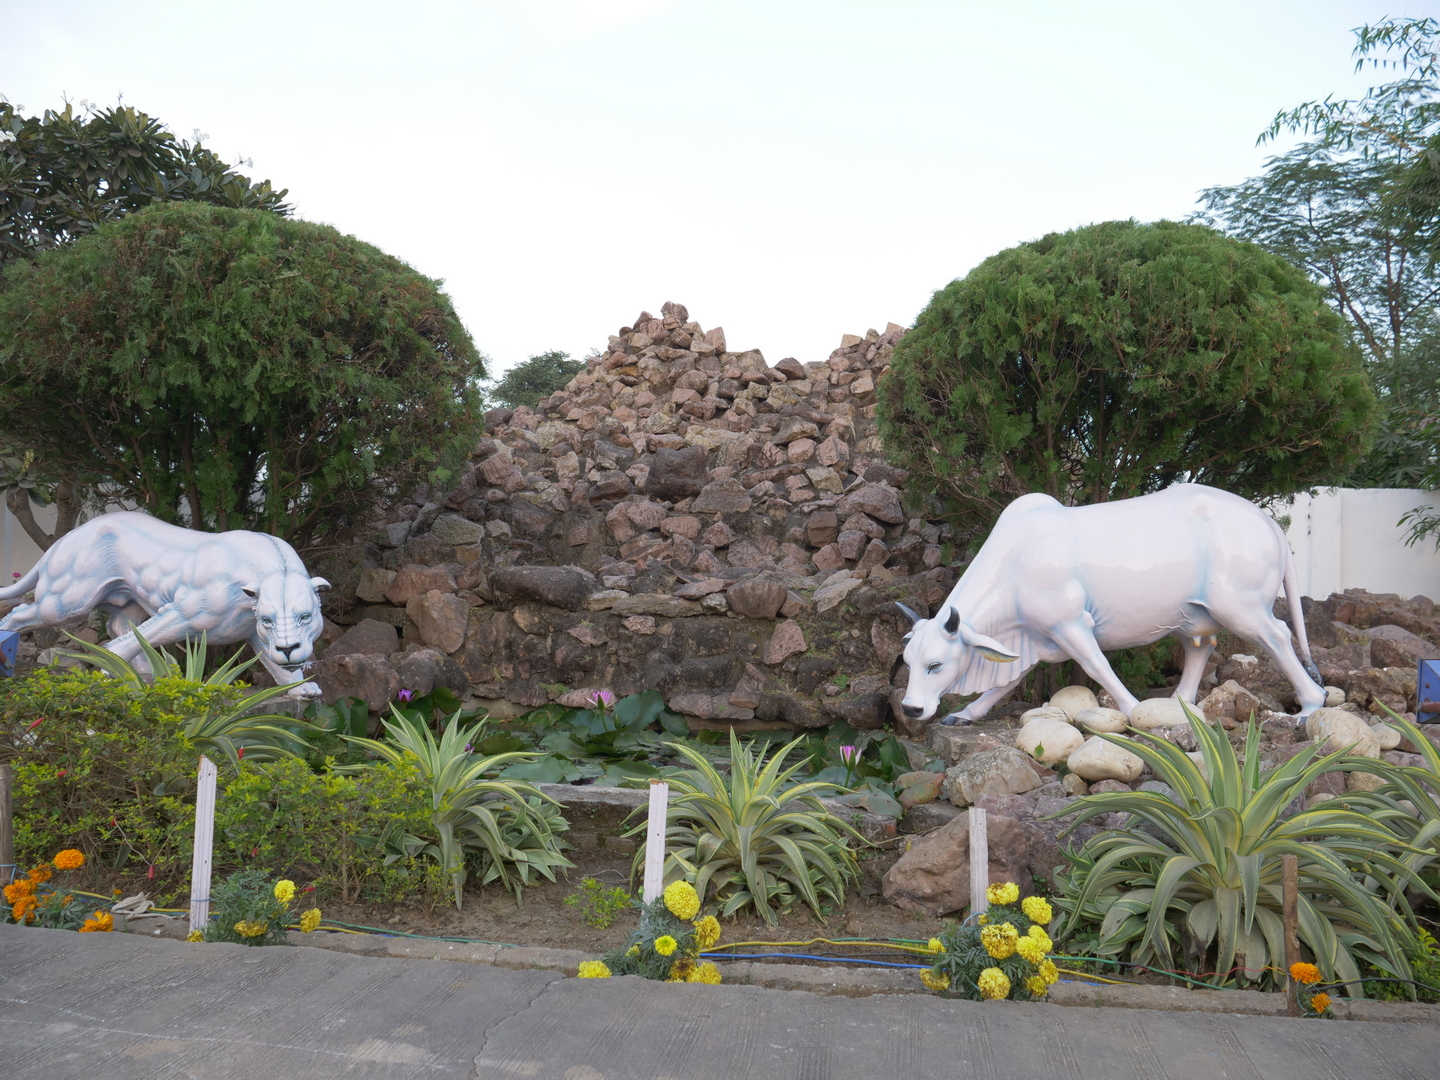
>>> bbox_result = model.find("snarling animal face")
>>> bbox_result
[242,572,329,673]
[894,603,1018,722]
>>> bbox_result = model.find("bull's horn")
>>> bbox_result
[942,606,960,635]
[895,602,922,625]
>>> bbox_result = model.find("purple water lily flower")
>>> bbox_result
[589,689,616,710]
[839,744,858,767]
[397,688,413,703]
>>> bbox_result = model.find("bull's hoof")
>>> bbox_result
[939,712,972,727]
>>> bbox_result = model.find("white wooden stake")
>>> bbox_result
[189,755,218,935]
[969,806,989,919]
[642,779,669,904]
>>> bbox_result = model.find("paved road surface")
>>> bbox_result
[3,923,1438,1079]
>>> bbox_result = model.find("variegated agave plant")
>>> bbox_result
[1053,704,1425,994]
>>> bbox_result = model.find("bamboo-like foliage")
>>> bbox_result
[631,730,861,924]
[344,708,572,908]
[60,629,312,768]
[1054,705,1424,993]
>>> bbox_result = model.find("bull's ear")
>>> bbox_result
[942,607,960,635]
[310,576,331,593]
[957,622,1019,664]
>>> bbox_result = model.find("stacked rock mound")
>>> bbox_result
[315,302,959,728]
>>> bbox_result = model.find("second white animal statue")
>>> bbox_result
[897,484,1324,725]
[0,511,329,695]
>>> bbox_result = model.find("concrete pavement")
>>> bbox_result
[3,922,1439,1079]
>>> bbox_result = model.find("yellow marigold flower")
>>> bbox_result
[693,915,721,950]
[1289,962,1322,985]
[53,849,85,871]
[626,944,641,958]
[1015,936,1047,965]
[1021,895,1052,925]
[980,922,1019,960]
[919,968,951,992]
[985,881,1019,906]
[299,907,322,933]
[28,864,53,885]
[577,960,611,979]
[234,920,267,938]
[977,913,989,925]
[1038,959,1059,986]
[79,911,114,933]
[1025,974,1050,997]
[273,879,297,904]
[688,961,722,984]
[1027,925,1053,953]
[663,880,701,920]
[653,934,678,957]
[1309,992,1332,1014]
[977,967,1011,1000]
[927,937,944,954]
[668,957,696,982]
[186,929,204,942]
[3,879,35,903]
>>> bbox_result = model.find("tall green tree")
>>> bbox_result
[0,100,290,547]
[1192,17,1440,491]
[0,202,486,550]
[877,220,1377,534]
[486,350,585,409]
[0,100,289,268]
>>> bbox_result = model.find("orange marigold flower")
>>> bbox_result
[79,910,115,933]
[27,864,53,885]
[1309,991,1332,1014]
[53,849,85,871]
[3,878,36,903]
[12,894,38,923]
[1289,962,1322,985]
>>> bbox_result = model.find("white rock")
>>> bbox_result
[1074,706,1129,733]
[1305,707,1380,759]
[1015,715,1085,765]
[1129,697,1190,731]
[1370,723,1402,751]
[1048,685,1099,720]
[1324,686,1346,707]
[1019,705,1071,726]
[1066,734,1144,783]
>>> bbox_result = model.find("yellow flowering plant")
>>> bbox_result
[199,869,322,947]
[578,879,724,984]
[4,849,109,932]
[920,882,1059,1002]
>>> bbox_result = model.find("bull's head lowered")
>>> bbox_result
[893,603,1019,724]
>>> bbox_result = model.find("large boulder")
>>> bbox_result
[943,747,1043,806]
[1048,685,1099,719]
[1305,707,1381,758]
[882,811,1046,916]
[1066,734,1144,782]
[1129,697,1188,731]
[489,565,598,610]
[313,652,400,712]
[1015,714,1084,765]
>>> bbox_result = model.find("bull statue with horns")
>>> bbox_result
[893,484,1325,726]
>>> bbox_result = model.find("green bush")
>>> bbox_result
[877,219,1377,534]
[633,730,862,924]
[217,756,444,905]
[0,669,253,894]
[1054,707,1423,994]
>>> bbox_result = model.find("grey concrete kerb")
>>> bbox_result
[118,913,1440,1024]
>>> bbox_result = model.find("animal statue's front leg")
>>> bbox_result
[103,605,195,666]
[253,645,322,698]
[1046,620,1142,716]
[940,673,1026,726]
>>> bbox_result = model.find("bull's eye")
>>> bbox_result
[925,662,942,675]
[260,616,274,626]
[297,613,311,624]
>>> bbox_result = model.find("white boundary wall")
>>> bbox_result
[1282,488,1440,601]
[0,500,55,586]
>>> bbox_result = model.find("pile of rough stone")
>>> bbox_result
[311,301,963,730]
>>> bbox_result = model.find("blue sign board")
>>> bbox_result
[1420,659,1440,724]
[0,630,17,678]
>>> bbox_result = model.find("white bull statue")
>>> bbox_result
[896,484,1324,726]
[0,511,329,696]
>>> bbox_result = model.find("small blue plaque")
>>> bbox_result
[0,629,17,678]
[1420,659,1440,724]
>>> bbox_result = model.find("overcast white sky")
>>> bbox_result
[5,1,1406,378]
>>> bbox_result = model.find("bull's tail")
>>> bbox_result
[1280,532,1322,688]
[0,561,40,602]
